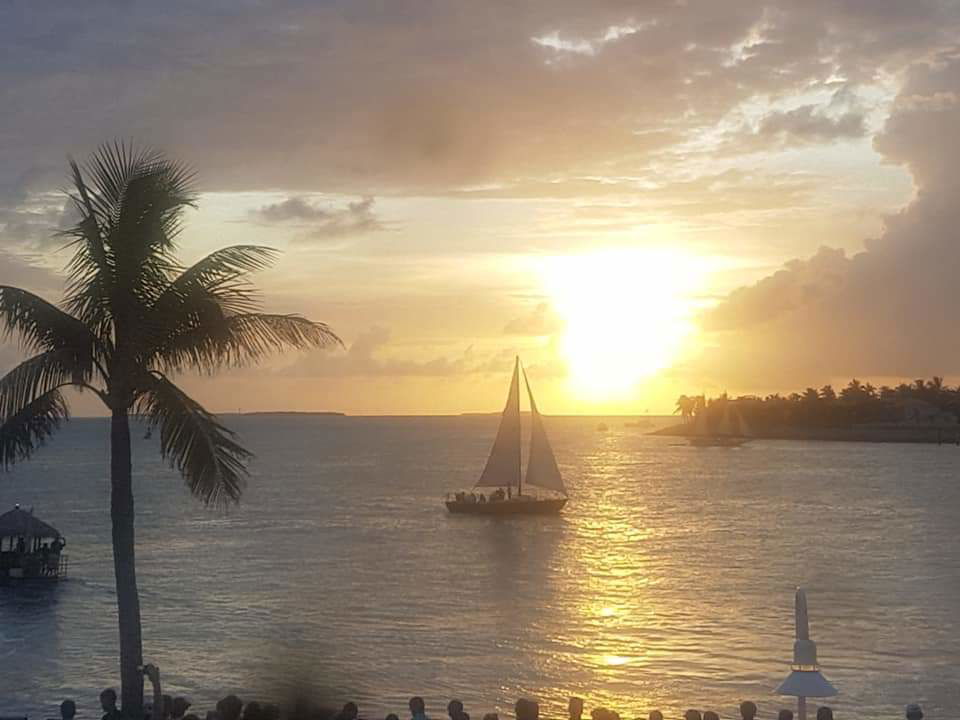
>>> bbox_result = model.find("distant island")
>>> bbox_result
[241,411,347,416]
[658,377,960,444]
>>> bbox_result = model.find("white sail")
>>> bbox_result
[522,367,567,496]
[475,357,522,488]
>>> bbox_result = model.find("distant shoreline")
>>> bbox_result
[653,422,960,444]
[238,411,347,417]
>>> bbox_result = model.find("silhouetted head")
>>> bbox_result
[386,715,400,720]
[101,689,118,712]
[341,703,359,720]
[703,712,719,720]
[568,698,584,720]
[684,711,702,720]
[447,701,464,720]
[778,710,794,720]
[409,698,426,716]
[648,712,663,720]
[740,702,757,720]
[514,699,539,720]
[906,705,923,720]
[816,707,833,720]
[217,695,243,720]
[61,700,76,720]
[590,709,607,720]
[244,702,264,720]
[173,698,192,719]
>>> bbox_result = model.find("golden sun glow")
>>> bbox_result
[541,248,708,399]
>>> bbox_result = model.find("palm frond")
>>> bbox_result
[139,246,339,369]
[135,372,250,506]
[0,388,70,470]
[151,245,280,322]
[152,312,341,373]
[0,349,95,421]
[62,142,197,331]
[0,286,101,364]
[60,157,115,332]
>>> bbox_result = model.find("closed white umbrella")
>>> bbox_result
[776,588,838,720]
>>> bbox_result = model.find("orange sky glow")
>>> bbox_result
[3,4,960,414]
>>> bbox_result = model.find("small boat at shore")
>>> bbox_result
[0,505,68,581]
[689,401,752,447]
[446,357,567,515]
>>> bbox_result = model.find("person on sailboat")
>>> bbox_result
[568,697,584,720]
[507,486,512,499]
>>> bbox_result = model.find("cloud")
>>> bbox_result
[1,2,957,201]
[287,326,477,378]
[503,302,563,336]
[252,196,386,240]
[697,52,960,385]
[702,246,849,332]
[255,197,332,222]
[756,105,867,144]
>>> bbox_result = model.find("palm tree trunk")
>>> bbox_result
[111,407,144,716]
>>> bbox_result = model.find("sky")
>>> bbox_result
[2,1,960,414]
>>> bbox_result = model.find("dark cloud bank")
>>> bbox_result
[698,52,960,386]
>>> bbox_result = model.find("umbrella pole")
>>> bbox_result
[798,696,806,720]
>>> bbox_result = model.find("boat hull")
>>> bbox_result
[445,497,567,515]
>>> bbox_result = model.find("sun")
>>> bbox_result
[540,248,707,399]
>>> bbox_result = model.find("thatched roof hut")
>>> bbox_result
[0,504,61,540]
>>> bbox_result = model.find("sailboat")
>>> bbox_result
[445,357,568,515]
[689,401,752,447]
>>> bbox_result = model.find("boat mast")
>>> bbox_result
[516,356,523,497]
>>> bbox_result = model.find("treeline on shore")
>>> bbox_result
[673,376,960,431]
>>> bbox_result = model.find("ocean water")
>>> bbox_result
[0,415,958,720]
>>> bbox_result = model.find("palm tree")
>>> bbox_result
[674,394,695,423]
[0,144,340,715]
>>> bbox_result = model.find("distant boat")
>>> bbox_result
[445,357,567,515]
[689,402,752,447]
[597,422,609,432]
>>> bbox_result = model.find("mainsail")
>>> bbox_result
[522,367,567,497]
[476,357,522,488]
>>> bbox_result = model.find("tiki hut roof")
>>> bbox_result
[0,505,61,538]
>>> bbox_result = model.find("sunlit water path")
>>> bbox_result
[1,416,957,719]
